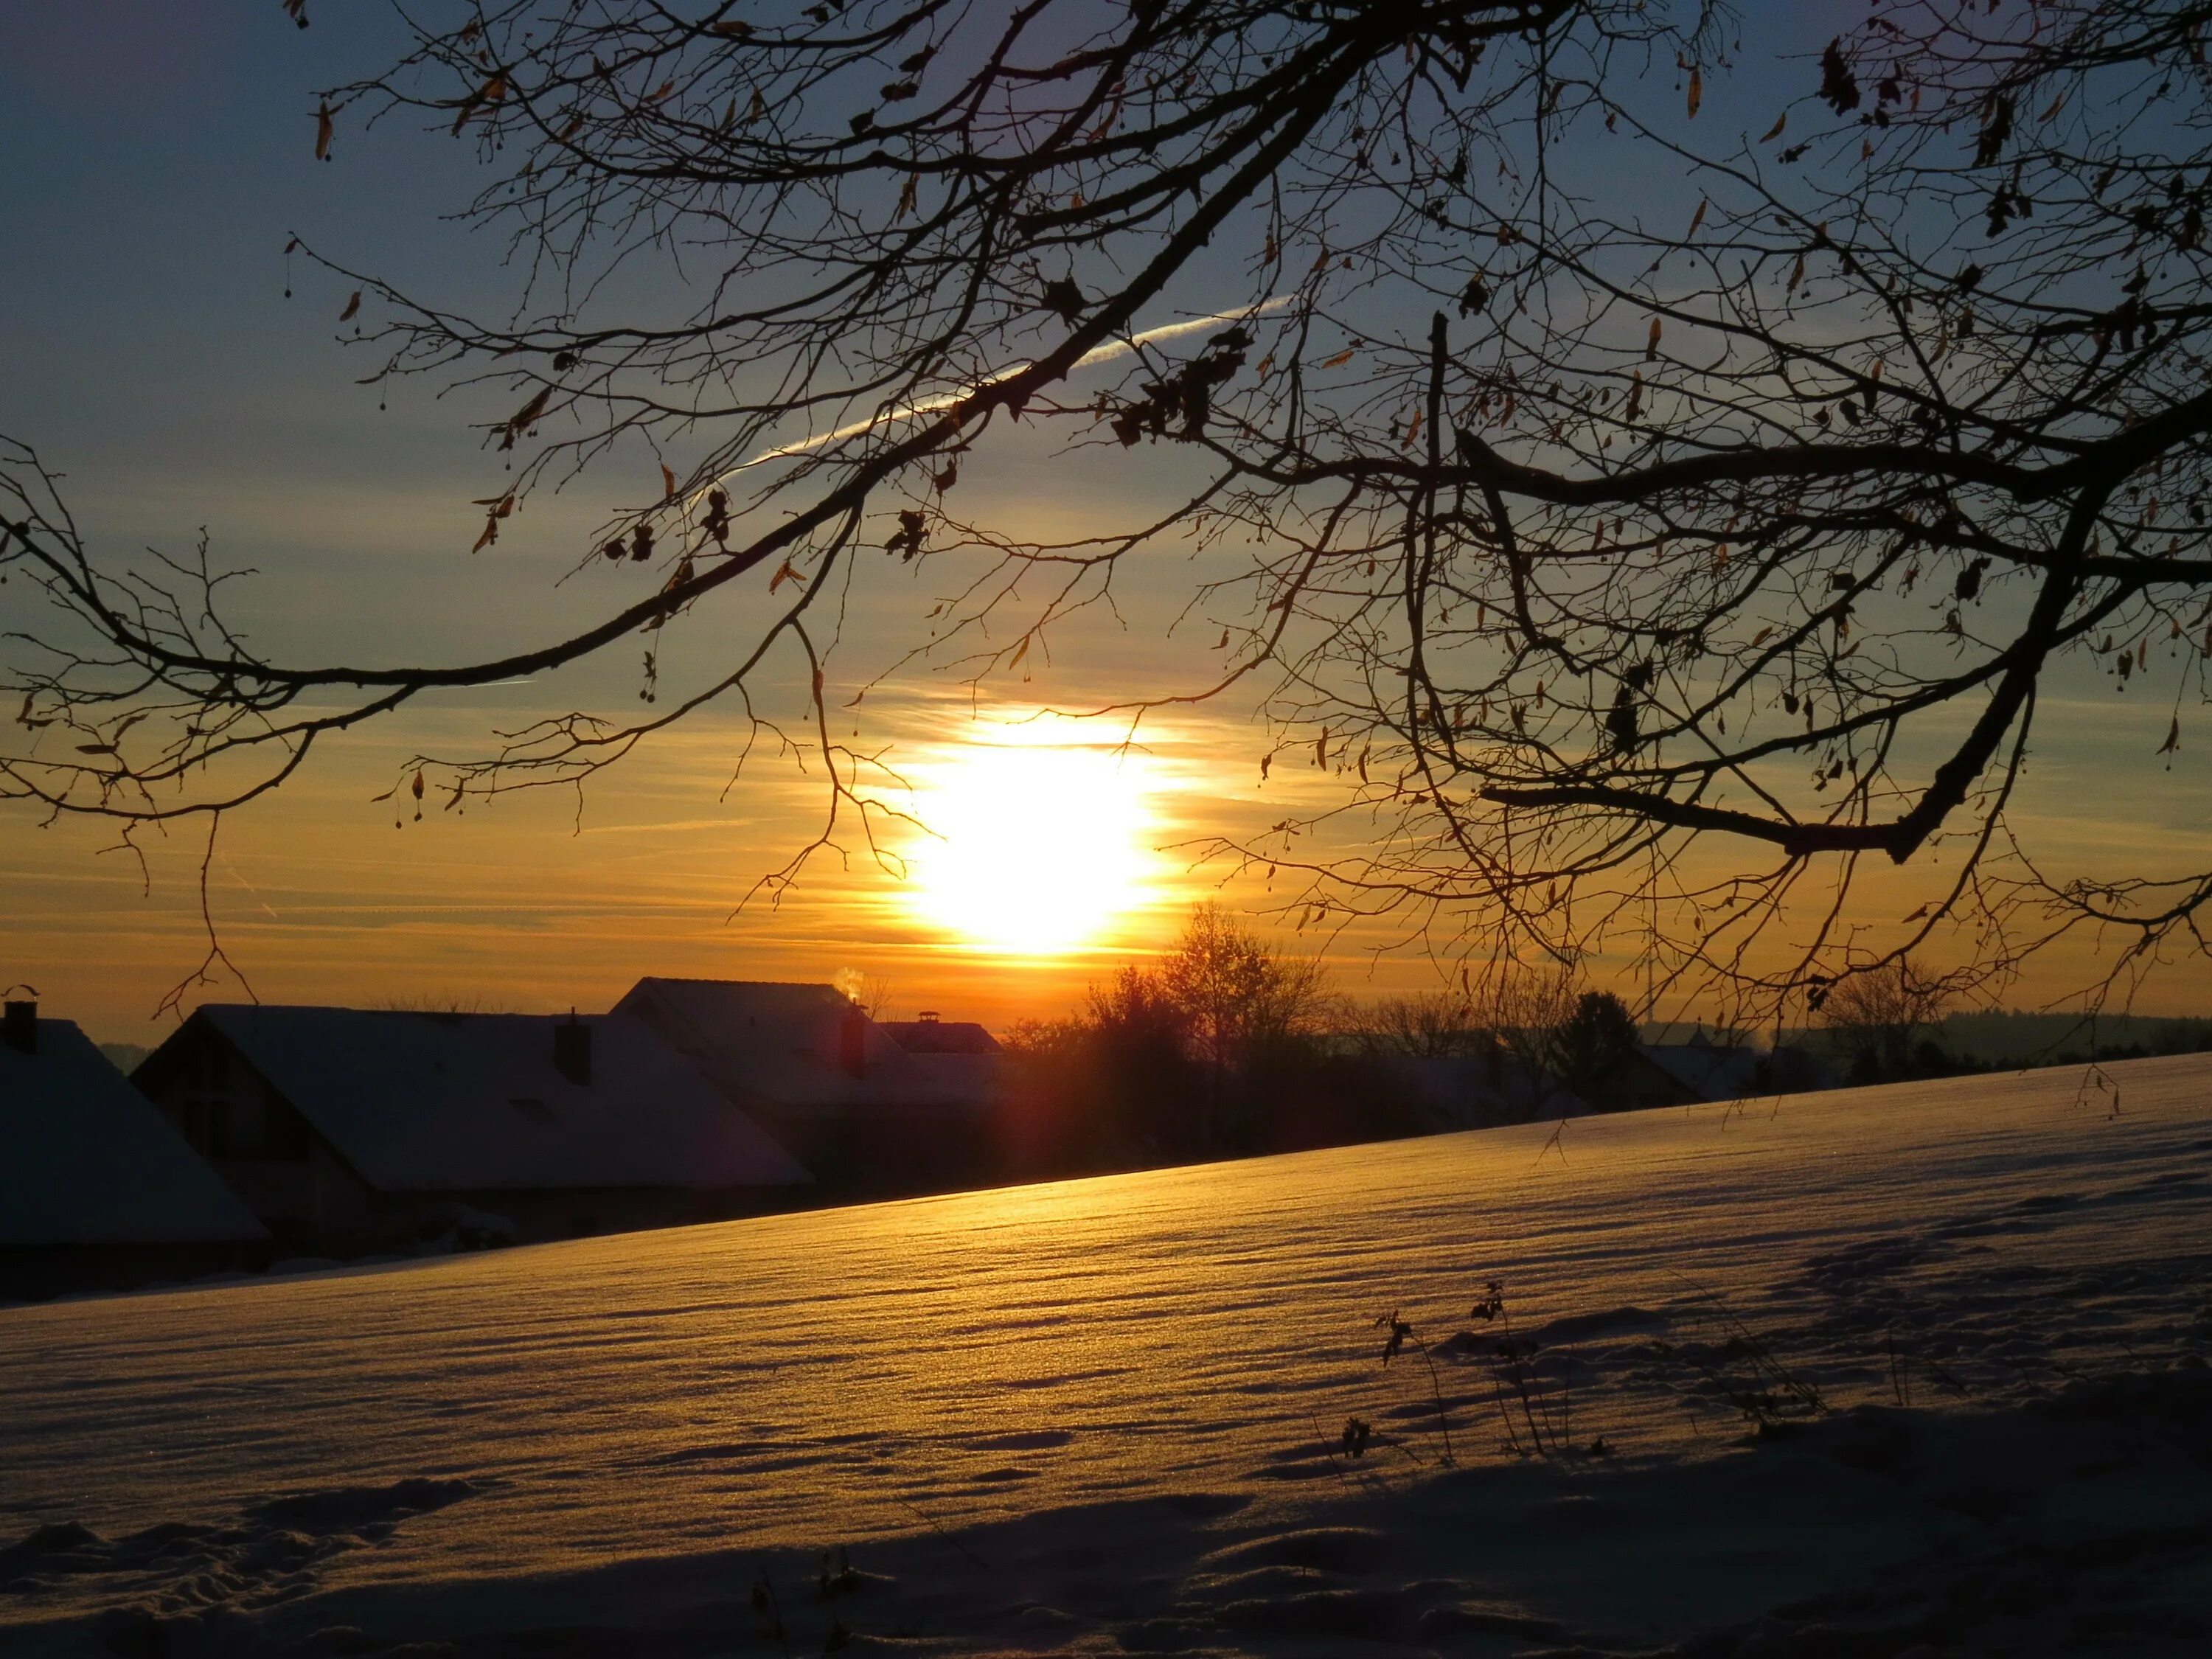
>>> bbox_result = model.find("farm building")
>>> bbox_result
[133,1005,811,1253]
[1387,1047,1589,1129]
[614,978,1002,1194]
[1,999,268,1300]
[1633,1034,1832,1107]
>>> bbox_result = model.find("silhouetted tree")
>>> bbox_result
[1004,904,1339,1161]
[1085,963,1206,1153]
[1155,903,1329,1149]
[1548,990,1641,1110]
[7,4,2212,1016]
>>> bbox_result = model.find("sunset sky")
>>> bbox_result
[4,2,2209,1042]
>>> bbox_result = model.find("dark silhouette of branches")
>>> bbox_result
[7,1,2212,1016]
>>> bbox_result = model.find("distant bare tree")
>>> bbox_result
[1818,958,1957,1083]
[7,2,2212,1017]
[373,992,514,1015]
[1353,991,1488,1060]
[1003,906,1328,1158]
[1361,964,1587,1118]
[834,970,897,1021]
[1157,902,1329,1149]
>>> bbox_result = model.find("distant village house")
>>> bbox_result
[613,978,1002,1194]
[1,999,268,1300]
[133,1004,812,1253]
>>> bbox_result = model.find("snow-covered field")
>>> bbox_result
[3,1055,2208,1656]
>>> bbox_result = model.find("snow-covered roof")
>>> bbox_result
[0,1018,268,1245]
[1388,1054,1586,1126]
[880,1019,1001,1056]
[187,1006,812,1194]
[900,1051,1002,1105]
[1638,1041,1764,1102]
[615,978,994,1110]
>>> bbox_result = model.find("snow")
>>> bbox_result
[1,1054,2207,1655]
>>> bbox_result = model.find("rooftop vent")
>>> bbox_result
[553,1011,591,1086]
[3,999,35,1056]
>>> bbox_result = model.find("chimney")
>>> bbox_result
[3,1000,35,1056]
[917,1009,941,1023]
[553,1010,591,1085]
[840,1004,868,1077]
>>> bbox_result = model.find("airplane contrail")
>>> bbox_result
[726,294,1296,474]
[1071,295,1295,368]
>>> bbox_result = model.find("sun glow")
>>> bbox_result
[911,740,1157,954]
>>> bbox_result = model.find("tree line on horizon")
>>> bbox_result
[73,902,2212,1189]
[999,904,1691,1171]
[987,906,2212,1176]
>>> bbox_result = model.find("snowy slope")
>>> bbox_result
[1,1055,2207,1655]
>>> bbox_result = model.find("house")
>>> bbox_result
[133,1005,811,1253]
[877,1010,1004,1099]
[877,1011,1001,1056]
[1599,1032,1834,1111]
[1387,1046,1587,1130]
[1,999,268,1300]
[1640,1033,1832,1105]
[613,979,1001,1194]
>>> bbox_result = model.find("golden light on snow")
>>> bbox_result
[910,737,1158,954]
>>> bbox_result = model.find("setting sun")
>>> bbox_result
[910,740,1157,954]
